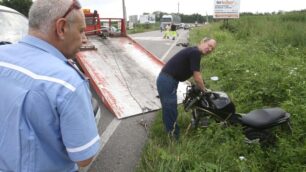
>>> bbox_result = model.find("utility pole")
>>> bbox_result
[177,2,180,14]
[122,0,127,35]
[122,0,127,22]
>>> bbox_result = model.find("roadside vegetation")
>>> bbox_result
[136,10,306,172]
[127,22,161,34]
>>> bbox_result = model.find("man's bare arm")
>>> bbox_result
[193,71,205,91]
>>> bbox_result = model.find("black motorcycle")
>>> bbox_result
[183,84,292,146]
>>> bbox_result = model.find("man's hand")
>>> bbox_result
[77,156,94,168]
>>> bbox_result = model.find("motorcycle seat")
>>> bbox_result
[239,107,290,128]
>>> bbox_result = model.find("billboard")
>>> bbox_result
[139,14,156,24]
[139,15,149,24]
[214,0,240,19]
[129,15,138,24]
[148,14,156,24]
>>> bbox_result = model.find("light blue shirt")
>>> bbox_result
[0,35,100,172]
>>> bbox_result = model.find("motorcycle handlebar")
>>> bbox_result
[184,86,214,111]
[201,88,212,96]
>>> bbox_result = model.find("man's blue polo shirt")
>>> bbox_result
[0,35,100,172]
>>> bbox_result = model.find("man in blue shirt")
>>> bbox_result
[156,38,217,139]
[0,0,100,171]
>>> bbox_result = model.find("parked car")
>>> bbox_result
[184,24,191,30]
[179,23,185,29]
[0,5,28,45]
[101,26,120,36]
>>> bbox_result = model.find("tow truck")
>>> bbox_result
[76,9,188,119]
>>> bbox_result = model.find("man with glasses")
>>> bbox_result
[156,37,217,140]
[0,0,100,171]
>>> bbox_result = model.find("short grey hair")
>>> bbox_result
[200,37,213,43]
[28,0,80,34]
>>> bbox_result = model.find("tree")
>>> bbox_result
[0,0,32,17]
[153,11,167,22]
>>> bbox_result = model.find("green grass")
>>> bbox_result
[136,11,306,172]
[127,23,160,34]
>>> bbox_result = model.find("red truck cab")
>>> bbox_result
[83,9,101,36]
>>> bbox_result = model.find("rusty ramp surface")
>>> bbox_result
[76,36,188,119]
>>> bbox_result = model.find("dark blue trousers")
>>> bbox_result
[156,72,180,138]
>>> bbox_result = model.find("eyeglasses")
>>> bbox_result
[62,0,81,18]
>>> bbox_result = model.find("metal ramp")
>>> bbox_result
[76,36,188,119]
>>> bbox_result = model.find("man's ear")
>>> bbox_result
[55,18,67,40]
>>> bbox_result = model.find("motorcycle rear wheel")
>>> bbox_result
[244,130,276,147]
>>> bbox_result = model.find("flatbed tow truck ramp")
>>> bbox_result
[76,10,188,119]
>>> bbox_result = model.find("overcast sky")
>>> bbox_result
[79,0,306,18]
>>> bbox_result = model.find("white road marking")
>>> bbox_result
[81,118,121,172]
[161,35,180,61]
[99,118,121,150]
[133,37,165,41]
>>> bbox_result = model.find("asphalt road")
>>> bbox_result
[131,29,189,61]
[83,29,189,172]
